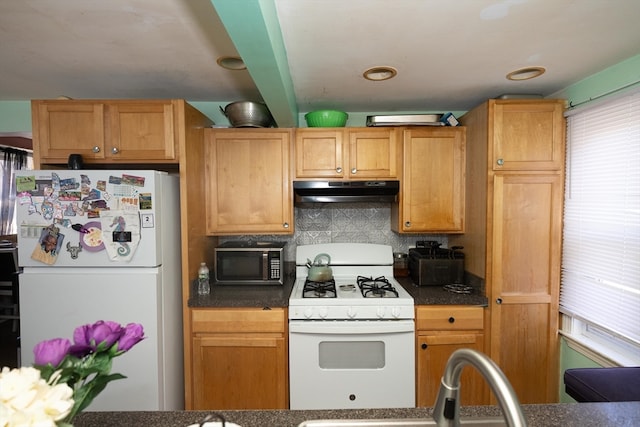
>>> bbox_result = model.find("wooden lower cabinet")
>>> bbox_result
[190,308,288,410]
[415,306,489,407]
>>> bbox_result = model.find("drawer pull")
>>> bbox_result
[448,317,455,323]
[421,343,428,350]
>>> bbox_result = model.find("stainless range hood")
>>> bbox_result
[293,180,399,205]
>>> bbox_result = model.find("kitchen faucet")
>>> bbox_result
[432,349,527,427]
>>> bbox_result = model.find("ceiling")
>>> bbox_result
[1,0,639,127]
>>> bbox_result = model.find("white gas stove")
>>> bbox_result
[289,243,416,410]
[289,243,414,320]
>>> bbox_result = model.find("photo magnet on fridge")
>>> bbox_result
[31,224,64,265]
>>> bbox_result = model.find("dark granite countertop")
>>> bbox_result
[396,277,488,306]
[188,280,294,308]
[187,264,488,309]
[74,402,640,427]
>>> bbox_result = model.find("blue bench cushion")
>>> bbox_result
[564,367,640,402]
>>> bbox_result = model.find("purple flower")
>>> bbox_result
[33,338,71,366]
[117,323,145,352]
[73,320,123,351]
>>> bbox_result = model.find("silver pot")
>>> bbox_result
[220,101,274,128]
[307,253,333,282]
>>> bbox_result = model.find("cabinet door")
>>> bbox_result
[491,100,565,171]
[33,101,106,163]
[205,129,293,235]
[347,128,400,178]
[416,332,487,407]
[106,102,177,161]
[192,334,288,409]
[398,127,465,232]
[490,173,563,403]
[295,129,345,178]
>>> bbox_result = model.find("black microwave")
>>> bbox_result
[214,241,286,285]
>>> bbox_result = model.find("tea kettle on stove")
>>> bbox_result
[306,253,333,282]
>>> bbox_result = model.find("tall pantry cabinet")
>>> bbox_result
[449,99,565,404]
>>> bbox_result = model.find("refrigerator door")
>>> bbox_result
[15,170,178,268]
[19,268,183,411]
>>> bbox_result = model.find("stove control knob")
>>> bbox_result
[347,307,357,319]
[376,307,386,319]
[304,308,314,319]
[319,307,329,319]
[391,307,402,318]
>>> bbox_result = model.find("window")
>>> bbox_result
[560,88,640,366]
[0,148,33,235]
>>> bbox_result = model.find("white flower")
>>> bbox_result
[0,366,74,427]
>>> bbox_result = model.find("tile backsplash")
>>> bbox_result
[218,203,448,261]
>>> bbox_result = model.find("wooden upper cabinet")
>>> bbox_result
[295,129,345,178]
[295,127,400,179]
[490,100,565,171]
[32,99,181,166]
[33,101,106,162]
[106,102,176,160]
[204,128,294,235]
[392,127,466,233]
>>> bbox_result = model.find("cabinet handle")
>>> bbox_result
[421,343,427,350]
[496,298,503,304]
[92,146,100,153]
[496,158,504,166]
[448,317,455,323]
[351,167,357,174]
[283,222,290,229]
[405,221,411,228]
[336,167,343,173]
[111,147,120,154]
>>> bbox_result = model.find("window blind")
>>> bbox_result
[560,89,640,345]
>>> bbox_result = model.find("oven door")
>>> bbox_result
[289,319,415,410]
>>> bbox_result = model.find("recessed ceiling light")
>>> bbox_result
[217,56,246,71]
[363,66,398,81]
[506,66,546,81]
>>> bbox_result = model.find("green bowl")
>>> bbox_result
[305,110,348,127]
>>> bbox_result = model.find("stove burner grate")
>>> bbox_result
[303,278,337,298]
[357,275,399,298]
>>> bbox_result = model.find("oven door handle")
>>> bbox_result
[289,320,414,335]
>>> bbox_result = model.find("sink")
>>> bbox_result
[298,417,507,427]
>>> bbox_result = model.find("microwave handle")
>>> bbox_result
[263,251,268,280]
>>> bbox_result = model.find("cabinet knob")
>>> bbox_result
[336,167,343,173]
[111,147,120,154]
[448,317,455,323]
[421,343,427,350]
[496,298,503,305]
[283,222,289,229]
[496,158,504,166]
[405,221,411,228]
[351,167,357,174]
[92,146,100,153]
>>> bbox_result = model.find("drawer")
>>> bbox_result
[191,307,286,334]
[416,305,484,331]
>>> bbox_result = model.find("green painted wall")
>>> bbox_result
[0,101,32,132]
[559,338,604,402]
[550,53,640,105]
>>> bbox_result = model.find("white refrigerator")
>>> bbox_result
[15,169,183,411]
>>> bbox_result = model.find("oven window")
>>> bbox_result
[319,341,385,369]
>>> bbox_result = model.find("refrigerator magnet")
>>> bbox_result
[31,225,64,265]
[66,241,82,259]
